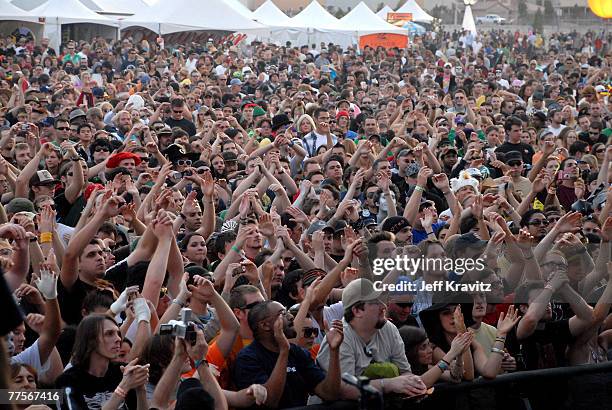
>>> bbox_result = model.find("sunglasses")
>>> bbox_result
[303,327,319,338]
[177,159,192,166]
[94,147,110,152]
[241,301,261,310]
[528,219,549,226]
[395,302,414,309]
[56,127,70,131]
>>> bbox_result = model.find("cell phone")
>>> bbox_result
[21,124,28,131]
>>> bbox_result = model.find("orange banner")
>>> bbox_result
[387,12,413,26]
[359,33,409,49]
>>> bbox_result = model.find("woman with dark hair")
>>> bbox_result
[55,313,151,409]
[180,232,208,267]
[398,325,471,387]
[419,298,520,380]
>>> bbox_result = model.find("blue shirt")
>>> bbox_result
[233,340,326,408]
[412,221,447,244]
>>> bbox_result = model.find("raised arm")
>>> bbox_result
[34,269,62,367]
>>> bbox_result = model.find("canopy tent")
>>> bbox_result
[121,0,268,36]
[340,2,408,36]
[287,0,355,48]
[376,4,394,20]
[396,0,434,23]
[462,5,477,36]
[0,0,37,21]
[252,0,308,44]
[0,0,42,41]
[79,0,144,16]
[225,0,255,18]
[27,0,118,50]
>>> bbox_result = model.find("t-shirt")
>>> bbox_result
[57,277,95,325]
[11,339,51,373]
[55,191,86,228]
[56,363,136,410]
[233,341,326,409]
[506,319,573,371]
[556,184,577,211]
[472,322,498,355]
[495,141,535,164]
[165,117,196,136]
[412,221,446,244]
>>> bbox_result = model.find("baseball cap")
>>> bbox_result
[323,220,348,235]
[29,170,59,187]
[381,216,411,234]
[5,198,35,215]
[342,278,383,312]
[306,220,327,236]
[229,78,242,86]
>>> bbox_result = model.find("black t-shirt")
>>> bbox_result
[495,142,535,164]
[233,341,326,409]
[57,278,95,325]
[55,191,86,228]
[56,362,136,410]
[165,117,196,136]
[506,319,573,371]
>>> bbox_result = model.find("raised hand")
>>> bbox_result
[34,268,58,300]
[273,315,290,352]
[496,305,520,336]
[326,319,344,350]
[553,211,581,234]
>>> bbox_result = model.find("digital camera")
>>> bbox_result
[159,308,198,345]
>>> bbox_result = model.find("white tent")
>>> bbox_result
[80,0,142,16]
[396,0,434,23]
[376,4,394,21]
[462,5,477,36]
[341,2,408,36]
[0,0,37,21]
[252,0,307,44]
[28,0,118,50]
[288,1,355,47]
[225,0,254,18]
[121,0,267,35]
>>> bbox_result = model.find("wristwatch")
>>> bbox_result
[69,156,81,161]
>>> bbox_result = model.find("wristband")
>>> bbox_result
[231,245,241,255]
[495,337,506,344]
[437,360,450,371]
[194,359,209,369]
[40,232,53,243]
[491,347,505,355]
[440,358,451,366]
[114,386,127,399]
[415,185,425,193]
[172,299,186,308]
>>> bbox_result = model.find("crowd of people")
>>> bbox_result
[0,25,611,410]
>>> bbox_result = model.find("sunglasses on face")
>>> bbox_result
[303,327,319,338]
[94,147,110,152]
[56,127,70,131]
[529,219,549,226]
[177,159,192,166]
[395,302,413,309]
[241,301,261,311]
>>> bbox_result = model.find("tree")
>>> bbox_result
[376,2,385,12]
[396,0,405,10]
[334,7,347,18]
[518,0,528,19]
[533,9,543,32]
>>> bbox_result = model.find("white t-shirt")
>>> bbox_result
[11,339,51,373]
[547,124,567,137]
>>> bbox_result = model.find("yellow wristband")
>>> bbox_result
[40,232,53,243]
